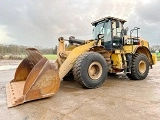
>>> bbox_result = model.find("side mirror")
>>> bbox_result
[98,34,104,39]
[95,34,104,45]
[116,20,119,28]
[125,27,129,31]
[124,27,129,35]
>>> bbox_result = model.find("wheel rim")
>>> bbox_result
[139,60,146,74]
[88,61,102,80]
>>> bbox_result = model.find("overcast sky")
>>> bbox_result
[0,0,159,48]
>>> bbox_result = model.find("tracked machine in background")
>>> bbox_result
[6,16,157,107]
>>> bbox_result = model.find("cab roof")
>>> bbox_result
[91,16,127,26]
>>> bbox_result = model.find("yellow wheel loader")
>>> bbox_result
[6,16,157,107]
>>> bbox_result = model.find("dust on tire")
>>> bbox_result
[73,52,108,88]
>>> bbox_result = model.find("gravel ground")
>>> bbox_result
[0,60,160,120]
[0,60,21,66]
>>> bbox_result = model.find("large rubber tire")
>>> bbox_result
[73,52,108,88]
[127,53,149,80]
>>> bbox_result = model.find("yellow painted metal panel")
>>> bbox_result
[59,41,96,80]
[151,53,157,65]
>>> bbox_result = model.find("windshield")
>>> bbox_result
[93,20,111,42]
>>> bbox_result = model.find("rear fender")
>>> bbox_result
[134,46,155,66]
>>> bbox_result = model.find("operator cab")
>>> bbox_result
[92,16,127,50]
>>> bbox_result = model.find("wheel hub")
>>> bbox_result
[139,60,146,74]
[88,61,102,80]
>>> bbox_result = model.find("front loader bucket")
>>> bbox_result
[6,48,60,107]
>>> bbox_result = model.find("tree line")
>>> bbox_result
[150,45,160,53]
[0,44,57,55]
